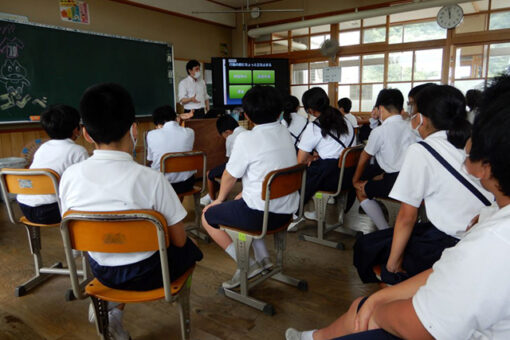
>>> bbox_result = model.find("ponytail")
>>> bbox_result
[318,106,348,138]
[283,95,299,126]
[416,84,471,149]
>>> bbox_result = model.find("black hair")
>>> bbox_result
[216,114,239,134]
[80,83,135,144]
[152,105,177,125]
[375,88,404,113]
[242,85,283,124]
[186,60,200,75]
[416,84,470,149]
[470,73,510,196]
[282,95,299,126]
[337,97,352,113]
[466,89,483,111]
[40,104,80,139]
[302,87,348,138]
[408,83,435,101]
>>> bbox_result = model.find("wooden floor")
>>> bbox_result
[0,198,378,340]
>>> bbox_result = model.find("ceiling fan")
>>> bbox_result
[192,0,304,19]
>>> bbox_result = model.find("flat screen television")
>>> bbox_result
[211,57,290,109]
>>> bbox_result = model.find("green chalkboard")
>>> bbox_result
[0,20,174,123]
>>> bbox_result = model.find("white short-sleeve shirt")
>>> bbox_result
[413,204,510,339]
[364,115,420,173]
[178,75,208,111]
[344,113,359,128]
[226,122,299,214]
[297,118,355,159]
[147,121,195,183]
[389,130,493,238]
[59,150,187,266]
[17,139,88,207]
[281,112,308,146]
[225,126,246,158]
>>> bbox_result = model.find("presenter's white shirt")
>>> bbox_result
[390,130,493,238]
[364,115,419,173]
[226,122,298,214]
[17,139,88,207]
[60,150,187,266]
[297,118,355,159]
[178,75,208,110]
[413,203,510,339]
[147,121,195,183]
[281,112,308,146]
[225,126,246,158]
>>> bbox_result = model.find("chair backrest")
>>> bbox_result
[334,145,364,195]
[257,164,306,238]
[0,168,60,224]
[60,209,172,300]
[261,164,306,200]
[61,210,169,253]
[160,151,207,193]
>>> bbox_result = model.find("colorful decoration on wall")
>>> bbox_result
[59,0,90,24]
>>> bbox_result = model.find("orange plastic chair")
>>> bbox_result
[160,151,210,242]
[0,168,89,297]
[60,209,194,340]
[219,164,308,315]
[298,145,364,249]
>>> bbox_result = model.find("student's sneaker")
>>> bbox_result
[304,211,318,221]
[222,263,264,289]
[327,196,336,205]
[285,328,305,340]
[287,214,304,232]
[200,194,212,206]
[108,308,131,340]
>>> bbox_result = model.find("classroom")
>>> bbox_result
[0,0,509,339]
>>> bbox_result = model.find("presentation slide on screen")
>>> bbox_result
[223,59,277,105]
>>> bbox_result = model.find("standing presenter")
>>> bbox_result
[178,59,209,119]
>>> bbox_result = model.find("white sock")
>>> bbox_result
[225,242,257,266]
[202,193,211,200]
[252,239,269,262]
[107,301,120,310]
[301,330,316,340]
[360,199,389,230]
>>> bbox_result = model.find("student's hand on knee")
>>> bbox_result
[353,180,367,193]
[354,297,375,332]
[386,260,405,274]
[203,199,223,213]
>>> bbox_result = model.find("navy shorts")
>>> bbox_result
[89,237,203,291]
[18,202,61,224]
[333,297,402,340]
[171,175,195,195]
[208,163,226,181]
[204,198,292,232]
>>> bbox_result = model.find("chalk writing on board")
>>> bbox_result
[0,24,48,113]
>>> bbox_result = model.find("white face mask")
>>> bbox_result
[407,104,413,115]
[409,113,423,138]
[129,124,137,155]
[193,70,201,79]
[461,162,482,186]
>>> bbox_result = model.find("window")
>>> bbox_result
[489,11,510,30]
[291,62,329,105]
[388,51,413,82]
[362,54,385,83]
[414,49,443,80]
[488,42,510,77]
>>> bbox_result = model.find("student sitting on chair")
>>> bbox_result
[353,84,493,286]
[200,114,246,206]
[352,89,419,231]
[281,95,308,150]
[17,104,88,224]
[59,83,203,339]
[286,73,510,340]
[338,97,359,129]
[291,87,355,224]
[146,105,195,195]
[201,85,298,289]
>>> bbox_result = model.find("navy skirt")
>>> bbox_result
[204,198,292,232]
[353,222,459,284]
[208,163,226,181]
[18,202,61,224]
[89,237,203,291]
[171,175,195,195]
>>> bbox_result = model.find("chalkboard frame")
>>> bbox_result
[0,18,175,124]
